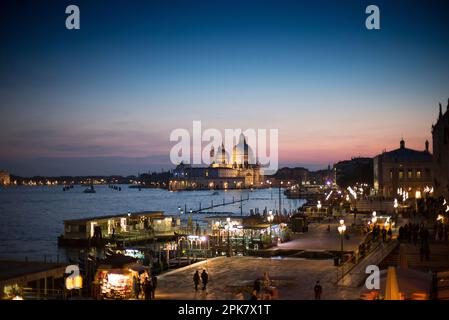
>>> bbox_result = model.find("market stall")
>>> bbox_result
[93,254,149,300]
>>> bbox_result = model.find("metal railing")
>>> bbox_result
[21,287,67,300]
[336,239,399,287]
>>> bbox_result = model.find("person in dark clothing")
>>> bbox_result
[201,269,209,291]
[438,225,444,242]
[387,227,392,240]
[144,278,153,300]
[413,228,418,246]
[133,275,140,298]
[381,227,387,242]
[193,271,200,291]
[253,278,261,293]
[314,281,322,300]
[420,244,426,262]
[249,291,258,300]
[151,275,158,299]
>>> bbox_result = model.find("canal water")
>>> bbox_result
[0,186,305,261]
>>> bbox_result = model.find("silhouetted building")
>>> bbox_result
[273,167,309,184]
[373,139,433,198]
[309,165,334,185]
[334,157,373,188]
[432,99,449,200]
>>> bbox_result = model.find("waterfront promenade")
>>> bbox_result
[269,221,365,252]
[155,256,360,300]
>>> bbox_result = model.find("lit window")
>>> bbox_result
[408,170,412,179]
[416,170,421,179]
[399,170,404,179]
[390,170,393,179]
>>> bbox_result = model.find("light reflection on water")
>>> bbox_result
[0,186,305,261]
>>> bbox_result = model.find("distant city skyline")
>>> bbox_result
[1,0,449,176]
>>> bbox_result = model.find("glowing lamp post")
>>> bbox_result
[371,211,377,225]
[278,181,283,215]
[267,211,274,238]
[337,220,346,256]
[394,198,398,217]
[317,200,322,211]
[226,217,231,257]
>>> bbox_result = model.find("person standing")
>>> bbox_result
[381,227,387,242]
[133,275,140,299]
[193,270,200,291]
[201,269,209,291]
[151,275,158,299]
[314,281,322,300]
[253,278,261,294]
[144,278,153,300]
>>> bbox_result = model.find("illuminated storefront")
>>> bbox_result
[93,254,149,300]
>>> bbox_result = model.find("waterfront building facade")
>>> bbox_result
[169,134,262,190]
[373,139,433,198]
[432,99,449,200]
[0,171,10,185]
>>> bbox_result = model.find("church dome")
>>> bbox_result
[215,143,230,165]
[232,133,256,165]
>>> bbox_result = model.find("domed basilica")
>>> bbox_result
[169,134,262,190]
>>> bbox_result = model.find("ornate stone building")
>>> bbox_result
[0,171,10,186]
[432,99,449,200]
[169,134,262,190]
[373,139,433,198]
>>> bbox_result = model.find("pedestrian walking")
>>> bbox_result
[193,270,200,291]
[201,269,209,291]
[314,281,322,300]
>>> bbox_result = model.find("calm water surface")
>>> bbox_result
[0,186,305,261]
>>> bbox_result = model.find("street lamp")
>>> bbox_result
[317,200,322,210]
[371,211,377,225]
[226,217,231,257]
[337,219,346,257]
[267,212,274,238]
[393,198,398,219]
[279,181,283,215]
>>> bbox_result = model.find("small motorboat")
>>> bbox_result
[83,185,96,193]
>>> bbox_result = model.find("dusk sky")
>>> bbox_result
[1,0,449,176]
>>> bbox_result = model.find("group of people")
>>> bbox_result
[434,220,449,242]
[193,269,209,292]
[398,223,429,244]
[134,274,158,300]
[371,224,393,242]
[250,272,278,300]
[398,222,431,261]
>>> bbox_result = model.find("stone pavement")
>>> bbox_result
[271,222,366,252]
[155,256,360,300]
